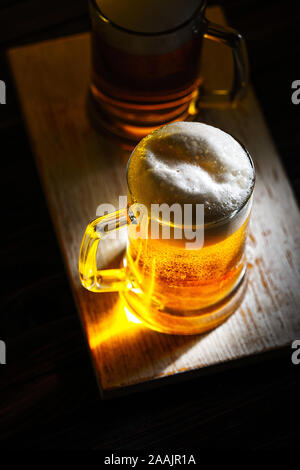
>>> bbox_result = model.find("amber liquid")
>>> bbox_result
[126,215,250,316]
[89,23,203,140]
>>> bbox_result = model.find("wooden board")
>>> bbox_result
[8,7,300,398]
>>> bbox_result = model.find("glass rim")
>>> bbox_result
[90,0,207,37]
[126,128,256,230]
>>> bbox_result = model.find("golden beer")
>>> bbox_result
[79,122,255,334]
[122,122,254,332]
[126,215,250,313]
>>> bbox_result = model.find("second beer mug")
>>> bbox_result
[88,0,248,143]
[79,122,255,335]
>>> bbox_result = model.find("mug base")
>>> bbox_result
[120,266,248,335]
[86,90,191,149]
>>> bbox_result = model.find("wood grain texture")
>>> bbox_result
[7,7,300,397]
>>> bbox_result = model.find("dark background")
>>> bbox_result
[0,0,300,449]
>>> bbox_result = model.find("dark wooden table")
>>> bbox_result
[0,0,300,449]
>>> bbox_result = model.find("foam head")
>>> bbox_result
[127,122,255,225]
[97,0,201,33]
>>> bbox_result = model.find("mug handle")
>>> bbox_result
[79,208,134,292]
[192,20,248,109]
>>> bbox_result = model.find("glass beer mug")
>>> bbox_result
[88,0,248,143]
[79,123,255,335]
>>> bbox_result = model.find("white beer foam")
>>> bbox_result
[97,0,201,33]
[130,122,254,223]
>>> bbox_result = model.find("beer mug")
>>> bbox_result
[88,0,248,143]
[79,122,255,335]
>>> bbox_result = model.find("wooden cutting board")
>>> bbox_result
[8,7,300,398]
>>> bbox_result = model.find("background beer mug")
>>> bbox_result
[79,126,255,335]
[88,0,248,143]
